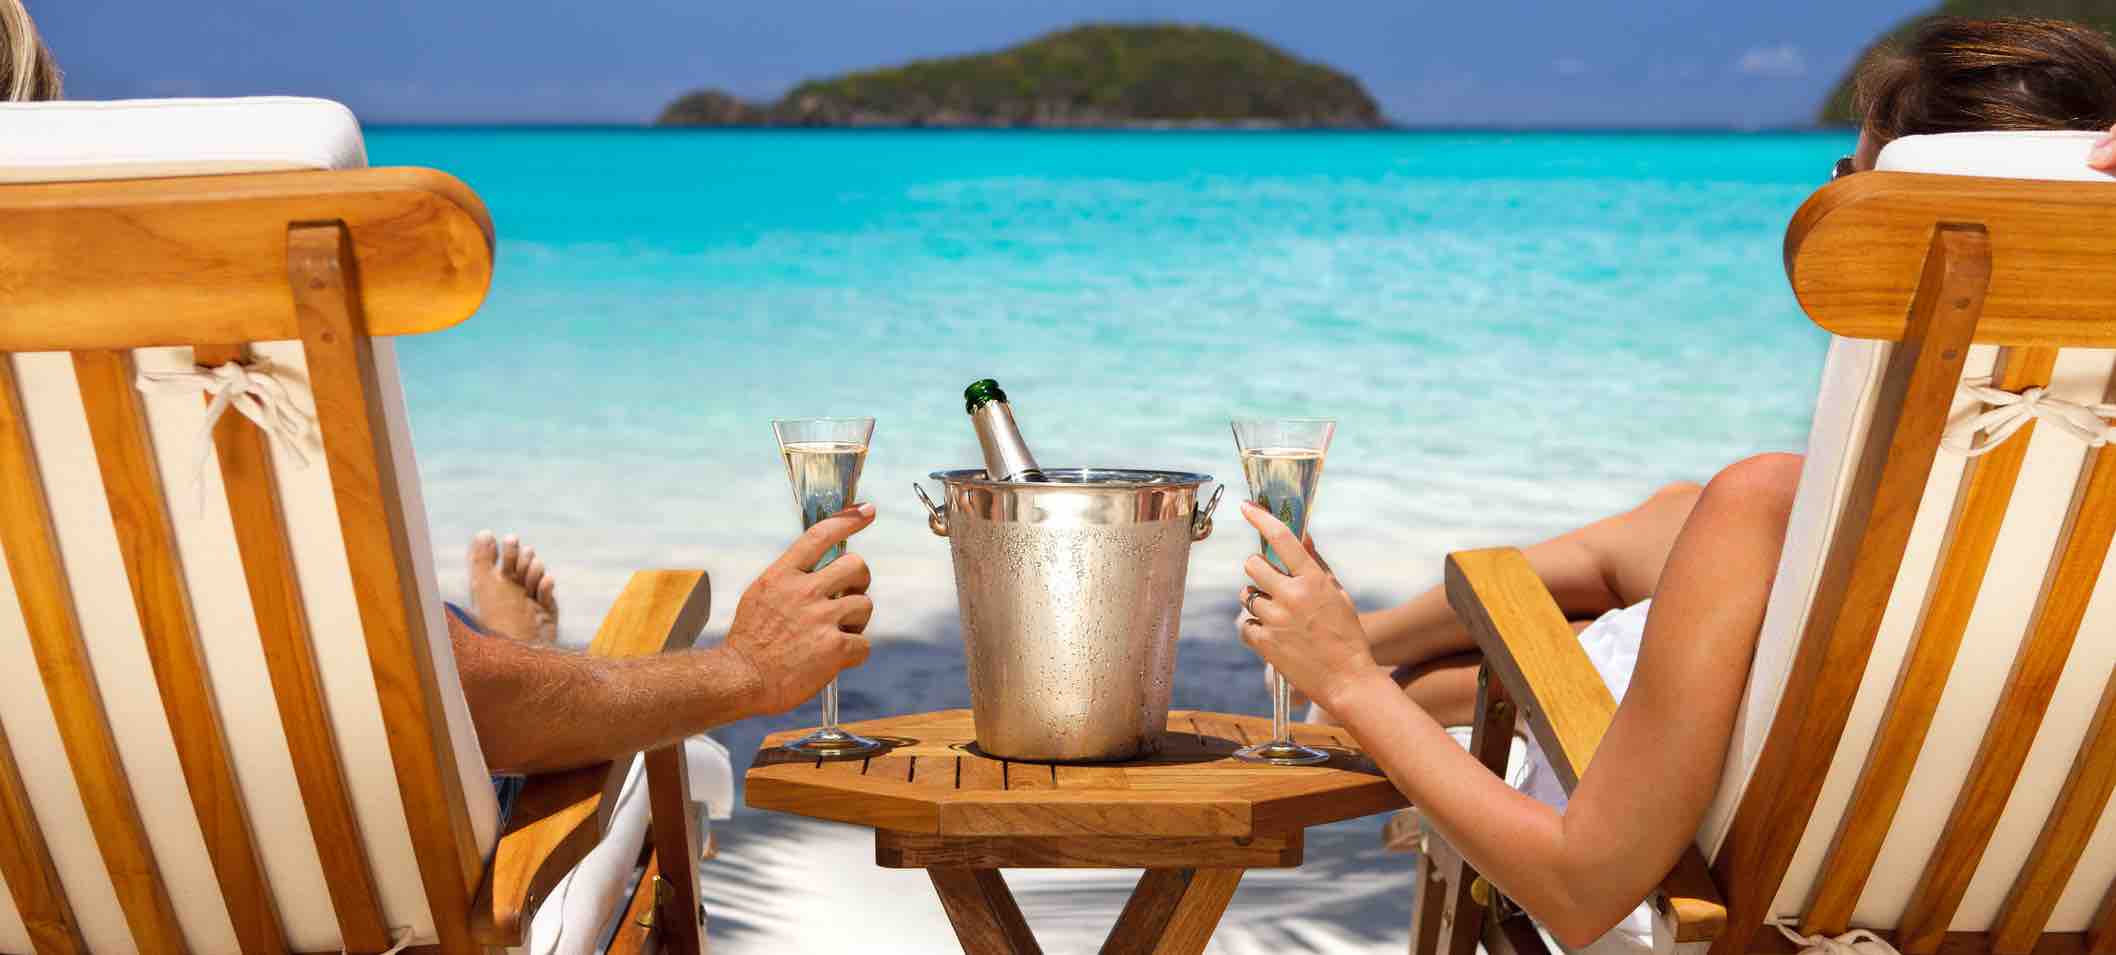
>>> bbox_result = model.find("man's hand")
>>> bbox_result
[724,502,878,716]
[1236,502,1380,716]
[2092,123,2116,171]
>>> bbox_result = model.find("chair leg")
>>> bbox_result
[1418,666,1520,955]
[642,743,706,954]
[1412,848,1447,955]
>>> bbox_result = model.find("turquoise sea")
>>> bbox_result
[364,128,1852,952]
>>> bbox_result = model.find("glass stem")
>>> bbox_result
[813,541,847,735]
[1274,672,1292,743]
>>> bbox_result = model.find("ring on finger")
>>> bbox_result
[1242,586,1267,617]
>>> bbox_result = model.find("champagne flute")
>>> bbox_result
[771,416,883,758]
[1231,417,1336,766]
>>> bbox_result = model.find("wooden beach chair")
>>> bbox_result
[0,98,711,954]
[1413,130,2116,955]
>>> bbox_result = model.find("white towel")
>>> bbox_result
[1510,599,1679,955]
[516,734,732,955]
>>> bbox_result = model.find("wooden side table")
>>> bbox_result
[746,709,1407,955]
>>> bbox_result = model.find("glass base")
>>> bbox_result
[1235,739,1331,766]
[782,726,883,758]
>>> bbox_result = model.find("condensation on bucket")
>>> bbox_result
[924,468,1213,762]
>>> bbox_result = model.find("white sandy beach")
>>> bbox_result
[701,814,1419,954]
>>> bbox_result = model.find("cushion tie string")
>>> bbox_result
[134,359,318,515]
[348,925,420,955]
[1769,918,1902,955]
[1941,376,2116,458]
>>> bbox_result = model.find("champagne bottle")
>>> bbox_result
[963,378,1049,482]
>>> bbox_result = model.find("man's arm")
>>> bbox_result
[457,625,766,774]
[461,504,879,775]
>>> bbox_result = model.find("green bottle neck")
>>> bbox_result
[963,378,1009,414]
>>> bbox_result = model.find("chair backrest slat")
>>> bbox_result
[1804,344,2062,936]
[289,222,483,951]
[0,357,189,953]
[1997,672,2116,953]
[1950,396,2116,954]
[1709,224,1993,955]
[1896,407,2116,948]
[2089,880,2116,955]
[72,348,288,954]
[0,716,83,953]
[195,341,393,953]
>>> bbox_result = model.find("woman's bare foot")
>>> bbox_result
[468,530,559,644]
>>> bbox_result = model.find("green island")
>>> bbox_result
[1820,0,2116,123]
[657,23,1383,129]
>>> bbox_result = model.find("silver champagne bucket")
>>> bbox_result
[915,469,1223,762]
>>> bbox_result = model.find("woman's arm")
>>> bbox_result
[1240,455,1798,947]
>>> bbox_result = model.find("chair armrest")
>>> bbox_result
[586,570,713,658]
[1445,548,1613,783]
[470,762,627,944]
[470,569,713,946]
[1444,548,1727,942]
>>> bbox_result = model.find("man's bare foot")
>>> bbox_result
[468,530,559,644]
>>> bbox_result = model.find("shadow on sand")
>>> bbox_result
[700,812,1419,954]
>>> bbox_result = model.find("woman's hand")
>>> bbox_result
[2092,123,2116,171]
[1237,501,1380,714]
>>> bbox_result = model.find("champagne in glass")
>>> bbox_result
[1231,417,1336,766]
[1241,447,1324,575]
[784,440,867,565]
[771,416,882,758]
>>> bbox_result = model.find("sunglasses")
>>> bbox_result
[1832,155,1857,180]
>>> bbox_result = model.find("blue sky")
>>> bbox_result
[34,1,1929,127]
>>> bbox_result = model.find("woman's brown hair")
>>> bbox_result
[1857,17,2116,144]
[2,0,60,102]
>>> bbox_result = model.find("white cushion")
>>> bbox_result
[0,97,507,953]
[0,97,365,183]
[1695,130,2116,932]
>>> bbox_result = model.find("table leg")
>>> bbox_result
[929,868,1043,955]
[1099,867,1245,955]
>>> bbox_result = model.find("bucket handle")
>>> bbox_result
[913,482,948,537]
[1192,484,1226,541]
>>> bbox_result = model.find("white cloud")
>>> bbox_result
[1735,44,1807,79]
[1554,58,1589,76]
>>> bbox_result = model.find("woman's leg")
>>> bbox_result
[1398,652,1482,727]
[1392,621,1594,728]
[1363,481,1707,670]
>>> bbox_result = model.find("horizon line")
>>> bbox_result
[362,121,1859,134]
